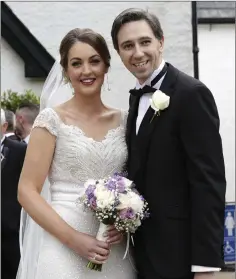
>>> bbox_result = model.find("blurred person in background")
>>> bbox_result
[15,102,39,143]
[1,108,27,279]
[5,110,21,141]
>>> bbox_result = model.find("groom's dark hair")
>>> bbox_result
[111,8,164,51]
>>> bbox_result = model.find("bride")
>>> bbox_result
[17,28,135,279]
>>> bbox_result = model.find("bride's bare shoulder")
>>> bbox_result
[53,101,72,122]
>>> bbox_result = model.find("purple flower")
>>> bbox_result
[87,192,94,200]
[126,208,135,219]
[116,179,126,193]
[85,185,96,196]
[119,208,135,220]
[89,196,97,209]
[140,195,145,201]
[105,179,116,191]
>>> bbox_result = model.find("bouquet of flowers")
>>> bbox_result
[76,172,149,272]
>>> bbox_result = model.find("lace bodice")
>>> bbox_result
[33,108,128,197]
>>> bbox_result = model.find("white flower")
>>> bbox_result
[94,185,116,209]
[122,177,133,188]
[150,90,170,112]
[117,191,144,213]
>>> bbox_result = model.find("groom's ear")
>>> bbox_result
[159,36,165,53]
[160,36,165,52]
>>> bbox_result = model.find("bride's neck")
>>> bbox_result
[71,93,105,115]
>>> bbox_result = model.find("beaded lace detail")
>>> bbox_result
[33,107,128,189]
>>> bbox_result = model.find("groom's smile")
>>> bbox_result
[133,60,149,68]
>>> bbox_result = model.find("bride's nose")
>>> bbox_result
[81,63,92,75]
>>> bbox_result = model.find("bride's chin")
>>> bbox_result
[75,91,99,98]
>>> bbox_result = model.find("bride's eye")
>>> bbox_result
[72,61,81,67]
[91,59,100,65]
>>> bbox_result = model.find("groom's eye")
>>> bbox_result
[141,40,151,46]
[123,43,133,50]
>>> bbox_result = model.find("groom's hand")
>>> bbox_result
[194,272,215,279]
[106,225,123,245]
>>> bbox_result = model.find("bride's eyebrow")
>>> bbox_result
[70,57,82,62]
[70,55,101,62]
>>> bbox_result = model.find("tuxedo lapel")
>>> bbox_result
[159,63,179,99]
[134,63,179,180]
[126,95,140,149]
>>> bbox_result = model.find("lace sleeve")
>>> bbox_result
[32,108,60,136]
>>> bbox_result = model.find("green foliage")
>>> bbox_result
[1,89,40,112]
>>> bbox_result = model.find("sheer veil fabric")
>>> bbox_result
[16,59,73,279]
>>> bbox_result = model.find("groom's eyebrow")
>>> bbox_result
[139,36,152,41]
[120,36,152,46]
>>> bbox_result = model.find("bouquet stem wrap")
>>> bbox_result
[86,223,108,271]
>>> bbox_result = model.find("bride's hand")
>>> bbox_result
[106,225,123,245]
[68,231,110,264]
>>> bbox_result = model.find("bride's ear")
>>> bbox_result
[63,70,70,84]
[104,66,109,74]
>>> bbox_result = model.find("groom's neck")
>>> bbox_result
[137,58,164,86]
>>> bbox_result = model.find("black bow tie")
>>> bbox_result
[129,63,168,97]
[129,85,156,97]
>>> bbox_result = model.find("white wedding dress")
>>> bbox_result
[30,107,135,279]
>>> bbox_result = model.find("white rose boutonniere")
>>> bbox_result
[150,90,170,123]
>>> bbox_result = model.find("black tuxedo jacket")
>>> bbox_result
[1,137,26,279]
[126,63,226,279]
[7,134,21,142]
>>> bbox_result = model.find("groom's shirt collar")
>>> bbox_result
[135,59,165,89]
[1,135,6,152]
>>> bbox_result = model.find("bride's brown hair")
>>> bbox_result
[59,28,111,73]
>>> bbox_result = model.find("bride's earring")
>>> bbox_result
[106,74,111,91]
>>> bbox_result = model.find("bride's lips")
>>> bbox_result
[80,78,96,86]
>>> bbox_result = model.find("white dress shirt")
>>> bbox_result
[23,134,30,144]
[134,59,220,272]
[136,59,166,134]
[1,135,6,152]
[5,132,15,138]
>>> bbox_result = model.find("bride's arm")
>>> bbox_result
[18,127,109,263]
[18,128,70,243]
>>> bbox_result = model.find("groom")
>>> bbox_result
[111,8,226,279]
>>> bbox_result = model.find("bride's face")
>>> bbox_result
[66,41,108,96]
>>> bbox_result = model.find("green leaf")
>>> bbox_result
[1,89,40,112]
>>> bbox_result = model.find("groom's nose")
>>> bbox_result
[133,44,144,59]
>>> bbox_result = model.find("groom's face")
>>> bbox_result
[117,20,164,84]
